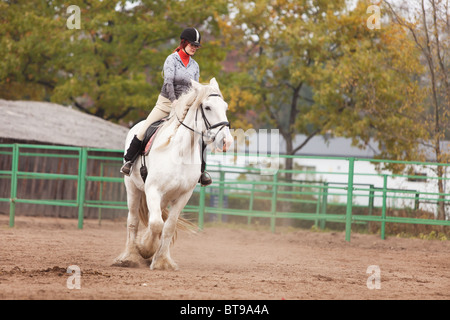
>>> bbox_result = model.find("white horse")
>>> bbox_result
[114,78,233,270]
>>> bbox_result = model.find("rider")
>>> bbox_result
[120,27,212,186]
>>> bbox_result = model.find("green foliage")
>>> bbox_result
[221,0,427,172]
[0,0,441,171]
[0,0,229,124]
[418,231,448,241]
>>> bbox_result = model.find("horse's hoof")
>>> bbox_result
[150,258,178,271]
[111,259,139,268]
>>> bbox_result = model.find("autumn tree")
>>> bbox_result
[0,0,66,101]
[384,0,450,220]
[0,0,229,124]
[221,0,426,182]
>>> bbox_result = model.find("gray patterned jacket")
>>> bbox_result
[160,52,200,102]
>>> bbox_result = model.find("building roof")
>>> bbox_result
[0,99,129,150]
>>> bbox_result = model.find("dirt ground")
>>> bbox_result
[1,214,449,301]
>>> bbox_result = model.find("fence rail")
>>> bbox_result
[1,143,449,241]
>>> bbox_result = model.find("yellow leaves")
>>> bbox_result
[226,85,258,113]
[231,118,253,131]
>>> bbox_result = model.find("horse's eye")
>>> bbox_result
[205,106,211,111]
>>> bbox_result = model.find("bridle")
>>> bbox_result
[177,93,230,143]
[176,92,230,178]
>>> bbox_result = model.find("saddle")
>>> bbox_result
[141,118,166,156]
[137,116,209,185]
[138,118,167,182]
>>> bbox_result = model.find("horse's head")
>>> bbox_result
[189,78,233,152]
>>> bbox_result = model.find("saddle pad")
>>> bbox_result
[142,118,167,156]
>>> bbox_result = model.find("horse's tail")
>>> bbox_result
[138,194,197,238]
[138,194,149,228]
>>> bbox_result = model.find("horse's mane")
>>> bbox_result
[157,82,222,147]
[172,82,222,124]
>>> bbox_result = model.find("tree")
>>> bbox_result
[0,0,66,101]
[384,0,450,220]
[0,0,229,124]
[221,0,426,181]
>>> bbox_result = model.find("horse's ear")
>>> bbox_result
[209,77,219,89]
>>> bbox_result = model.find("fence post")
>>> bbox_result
[270,172,278,233]
[315,184,322,228]
[381,174,388,240]
[98,162,104,225]
[368,185,374,216]
[9,144,19,228]
[320,182,328,230]
[218,165,225,207]
[198,185,206,230]
[218,168,225,222]
[414,192,420,210]
[345,157,355,242]
[248,182,255,225]
[77,147,87,229]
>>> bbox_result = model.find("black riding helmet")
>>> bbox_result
[180,27,201,47]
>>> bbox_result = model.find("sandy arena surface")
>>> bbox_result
[1,214,449,301]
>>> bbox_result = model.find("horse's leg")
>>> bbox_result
[138,187,164,259]
[113,181,142,267]
[150,192,191,271]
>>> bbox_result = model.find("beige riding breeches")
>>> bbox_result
[136,95,172,140]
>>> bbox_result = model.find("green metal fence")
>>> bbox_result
[1,143,449,241]
[0,144,126,229]
[198,156,450,240]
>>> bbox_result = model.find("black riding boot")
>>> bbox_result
[120,135,142,176]
[199,142,212,186]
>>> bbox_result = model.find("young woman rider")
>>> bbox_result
[120,27,212,186]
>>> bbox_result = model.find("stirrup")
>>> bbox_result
[199,171,212,186]
[120,161,133,176]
